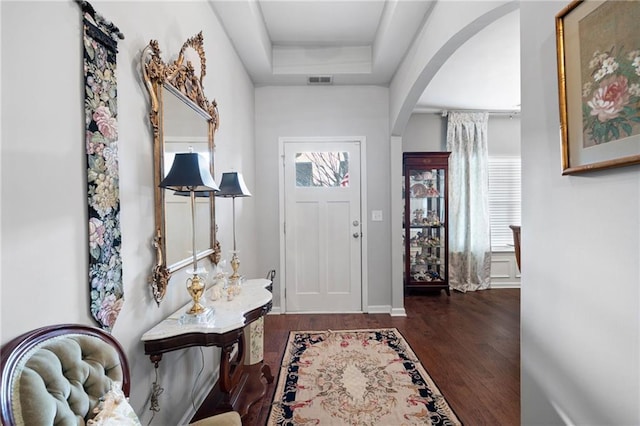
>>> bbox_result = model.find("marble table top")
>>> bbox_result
[141,278,272,341]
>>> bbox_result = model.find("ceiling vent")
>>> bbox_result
[307,75,333,85]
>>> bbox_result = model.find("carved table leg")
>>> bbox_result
[233,362,273,419]
[219,343,234,393]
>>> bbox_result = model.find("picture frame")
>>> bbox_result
[555,0,640,174]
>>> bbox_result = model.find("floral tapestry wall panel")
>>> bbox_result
[78,1,125,330]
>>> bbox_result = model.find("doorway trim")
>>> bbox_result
[278,136,368,313]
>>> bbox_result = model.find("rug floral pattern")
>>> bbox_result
[268,328,461,426]
[80,3,124,330]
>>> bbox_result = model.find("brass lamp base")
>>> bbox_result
[186,274,207,315]
[179,306,214,325]
[230,251,240,281]
[187,303,207,315]
[180,274,215,325]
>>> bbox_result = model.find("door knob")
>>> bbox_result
[353,232,361,238]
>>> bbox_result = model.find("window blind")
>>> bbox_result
[488,157,521,249]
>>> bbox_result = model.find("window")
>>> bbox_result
[295,151,349,187]
[488,157,521,250]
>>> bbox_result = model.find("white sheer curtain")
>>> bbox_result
[446,112,491,292]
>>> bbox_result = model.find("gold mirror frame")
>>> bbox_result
[141,32,221,305]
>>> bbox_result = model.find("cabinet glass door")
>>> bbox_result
[407,168,445,283]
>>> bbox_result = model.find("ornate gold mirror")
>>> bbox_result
[141,32,221,305]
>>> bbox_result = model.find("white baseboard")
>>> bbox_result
[491,281,521,289]
[270,306,401,315]
[364,305,407,316]
[367,305,391,314]
[390,307,407,317]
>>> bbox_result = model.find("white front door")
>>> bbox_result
[282,139,362,312]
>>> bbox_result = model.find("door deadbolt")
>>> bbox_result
[353,220,359,226]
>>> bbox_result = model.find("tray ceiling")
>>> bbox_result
[210,0,520,112]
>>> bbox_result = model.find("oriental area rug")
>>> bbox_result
[267,328,462,426]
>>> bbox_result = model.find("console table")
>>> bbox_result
[141,279,274,420]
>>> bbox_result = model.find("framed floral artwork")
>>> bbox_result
[556,0,640,174]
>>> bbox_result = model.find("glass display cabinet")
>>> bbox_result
[403,152,451,295]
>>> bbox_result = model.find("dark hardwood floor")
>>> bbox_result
[243,288,520,425]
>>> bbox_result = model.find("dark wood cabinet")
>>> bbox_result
[403,152,451,295]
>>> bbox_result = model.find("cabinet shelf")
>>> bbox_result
[403,152,451,295]
[406,223,445,229]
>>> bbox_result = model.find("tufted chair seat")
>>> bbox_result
[1,324,240,426]
[19,336,124,422]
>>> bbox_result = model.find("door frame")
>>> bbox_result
[278,136,368,313]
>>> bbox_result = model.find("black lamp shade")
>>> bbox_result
[159,153,219,192]
[173,191,211,197]
[215,172,251,198]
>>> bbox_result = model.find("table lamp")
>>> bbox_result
[215,172,251,281]
[160,152,218,318]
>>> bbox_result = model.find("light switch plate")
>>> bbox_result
[371,210,383,221]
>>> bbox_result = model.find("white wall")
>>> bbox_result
[521,2,639,424]
[403,113,446,151]
[0,2,256,424]
[488,114,521,156]
[254,86,391,309]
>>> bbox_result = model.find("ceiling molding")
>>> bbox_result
[210,0,435,86]
[273,45,372,75]
[209,0,272,80]
[372,0,436,82]
[210,0,520,113]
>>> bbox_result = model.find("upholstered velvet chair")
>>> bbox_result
[0,324,240,425]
